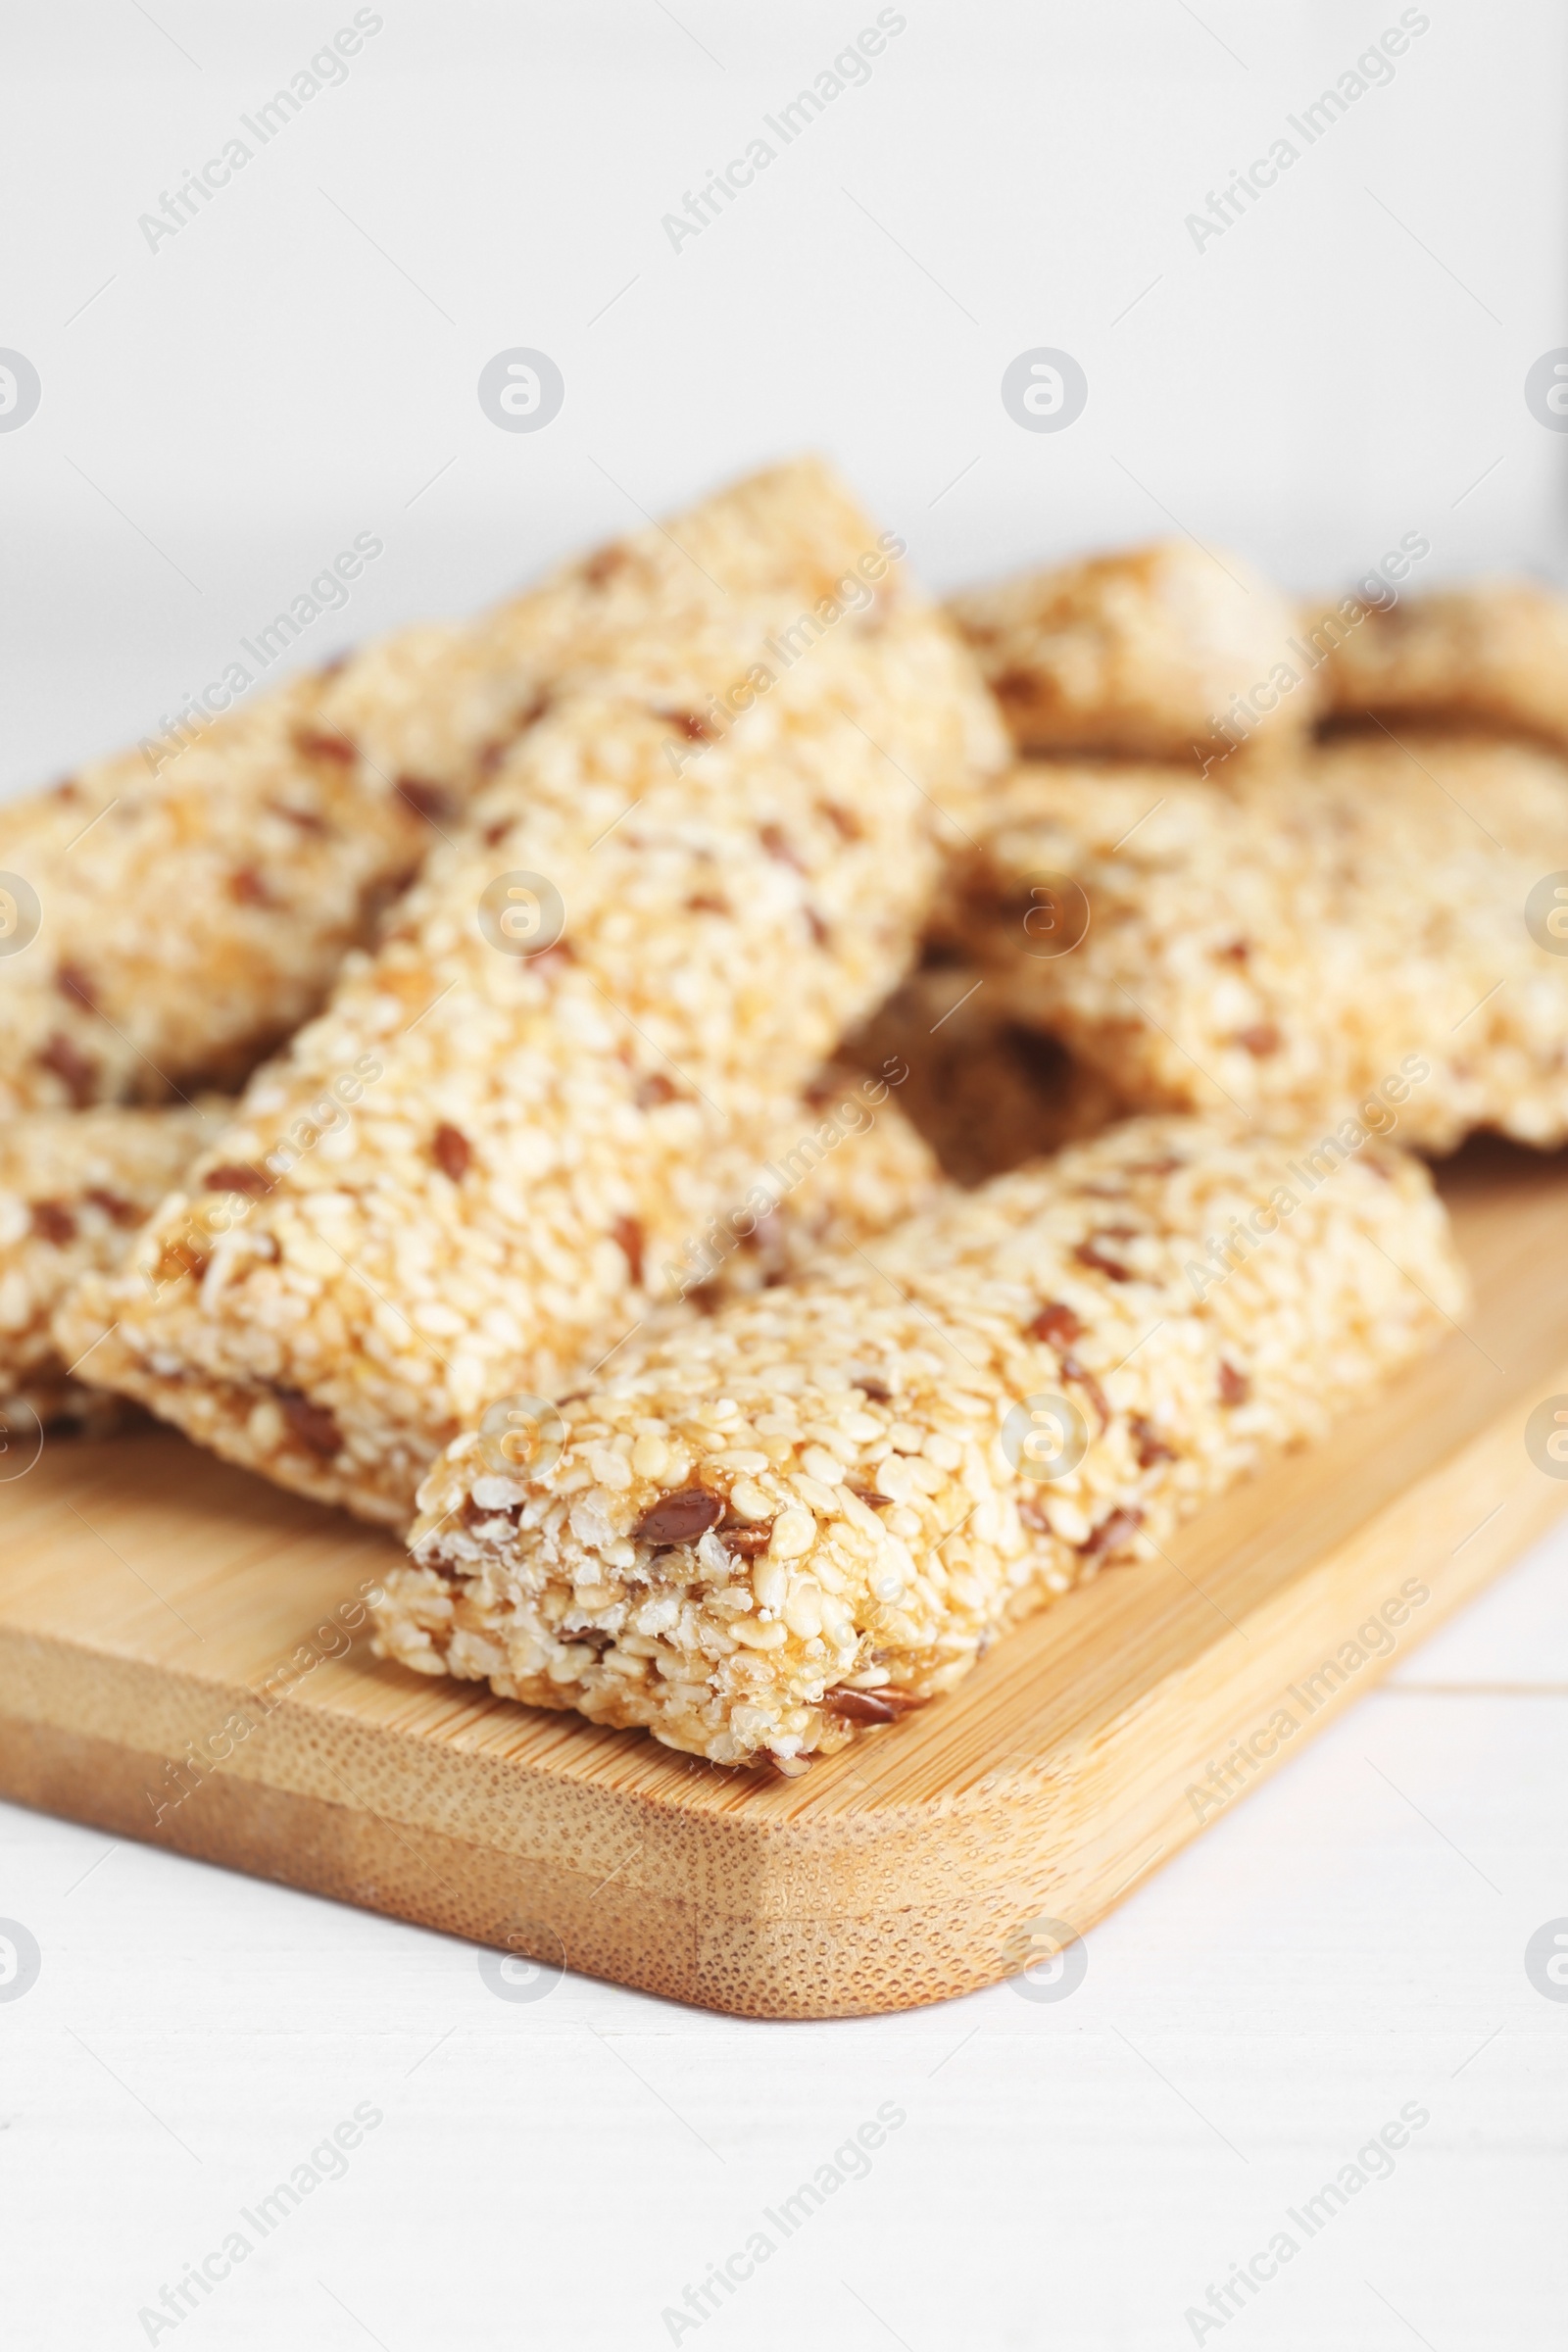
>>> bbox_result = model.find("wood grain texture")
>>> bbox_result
[1,1140,1564,2019]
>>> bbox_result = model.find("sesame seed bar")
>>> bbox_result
[843,956,1125,1187]
[0,662,461,1114]
[1311,576,1568,753]
[2,459,956,1114]
[958,739,1568,1152]
[58,466,1006,1523]
[379,1114,1464,1768]
[0,1101,227,1407]
[948,540,1312,761]
[22,1082,926,1443]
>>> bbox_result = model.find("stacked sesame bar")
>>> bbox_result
[379,1115,1465,1767]
[956,736,1568,1152]
[1,614,500,1113]
[0,1075,931,1428]
[59,461,1006,1522]
[948,539,1312,762]
[2,456,967,1114]
[0,1102,227,1424]
[1311,576,1568,754]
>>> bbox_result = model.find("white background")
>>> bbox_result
[3,1,1567,794]
[3,6,1567,2346]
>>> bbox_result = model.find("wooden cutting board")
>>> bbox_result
[2,1139,1564,2020]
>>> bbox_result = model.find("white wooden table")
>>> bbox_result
[4,1515,1562,2350]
